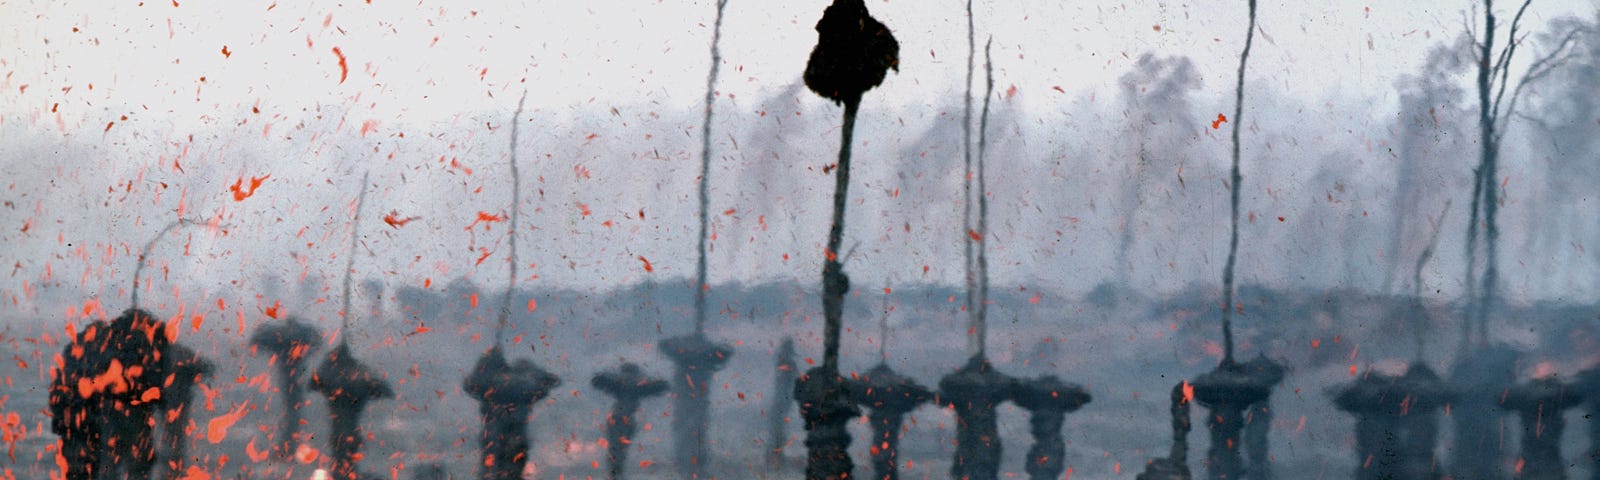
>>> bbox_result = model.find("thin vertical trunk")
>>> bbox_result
[962,0,979,356]
[694,0,730,336]
[975,38,995,357]
[821,97,859,373]
[1220,0,1258,365]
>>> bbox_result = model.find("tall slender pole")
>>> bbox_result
[497,94,528,347]
[341,171,371,340]
[975,37,994,357]
[1219,0,1257,366]
[694,0,730,336]
[821,97,858,373]
[879,281,890,362]
[961,0,979,356]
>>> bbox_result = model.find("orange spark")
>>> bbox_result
[383,211,418,229]
[1212,113,1228,129]
[228,174,270,201]
[637,256,653,273]
[331,47,348,83]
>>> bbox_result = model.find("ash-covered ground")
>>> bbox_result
[2,280,1595,479]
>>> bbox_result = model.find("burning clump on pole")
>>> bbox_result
[796,0,898,478]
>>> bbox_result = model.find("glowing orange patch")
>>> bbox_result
[205,402,249,444]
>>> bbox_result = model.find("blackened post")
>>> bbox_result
[592,363,669,480]
[851,363,932,480]
[249,317,324,459]
[659,334,732,479]
[310,342,393,480]
[938,355,1018,480]
[1136,382,1194,480]
[160,342,212,476]
[1504,375,1584,480]
[1012,375,1091,480]
[464,347,560,480]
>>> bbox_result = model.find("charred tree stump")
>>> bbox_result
[659,334,732,479]
[849,363,932,480]
[1239,355,1285,480]
[1396,365,1450,480]
[1136,382,1195,480]
[311,342,393,480]
[592,363,669,480]
[249,318,323,460]
[796,367,860,480]
[768,337,799,469]
[159,343,212,476]
[464,347,559,480]
[1448,345,1520,480]
[1191,360,1271,480]
[1012,375,1091,480]
[1334,369,1403,480]
[938,355,1018,480]
[50,318,113,480]
[1505,376,1584,480]
[96,308,171,480]
[1333,363,1452,480]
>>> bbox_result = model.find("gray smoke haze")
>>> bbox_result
[1113,53,1203,286]
[1383,34,1474,296]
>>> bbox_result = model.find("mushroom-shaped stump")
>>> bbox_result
[1395,364,1452,480]
[1504,375,1584,480]
[1333,369,1403,480]
[464,347,560,480]
[1190,361,1272,480]
[1012,375,1091,480]
[591,363,668,480]
[938,355,1019,480]
[1240,355,1286,480]
[658,333,732,479]
[49,317,114,480]
[1448,345,1520,480]
[796,366,860,480]
[310,342,393,480]
[849,363,932,480]
[101,308,172,480]
[249,317,324,459]
[1136,382,1195,480]
[160,342,213,474]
